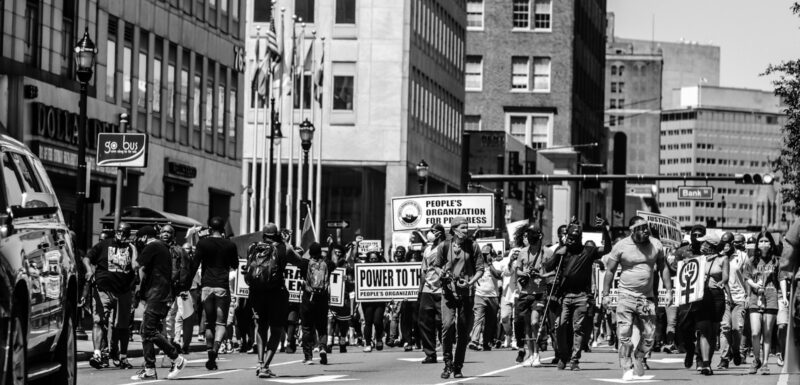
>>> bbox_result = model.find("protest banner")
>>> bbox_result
[636,210,683,250]
[284,264,304,303]
[358,240,383,255]
[391,194,494,231]
[329,268,346,307]
[355,262,422,302]
[596,267,621,307]
[675,256,706,306]
[583,232,604,247]
[476,238,506,257]
[235,259,249,297]
[390,232,413,261]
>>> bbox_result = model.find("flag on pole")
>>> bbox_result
[300,204,316,250]
[313,47,324,107]
[284,18,298,96]
[266,9,281,72]
[251,29,262,99]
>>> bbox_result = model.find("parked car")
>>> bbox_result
[0,135,78,385]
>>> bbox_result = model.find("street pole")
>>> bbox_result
[721,195,726,228]
[76,80,88,251]
[268,97,276,223]
[113,113,128,230]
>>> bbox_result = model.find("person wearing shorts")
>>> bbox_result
[743,231,780,375]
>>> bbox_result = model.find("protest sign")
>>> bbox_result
[355,262,422,302]
[476,238,506,257]
[596,267,621,307]
[358,240,383,255]
[391,194,494,231]
[235,259,249,297]
[636,210,683,250]
[583,232,604,247]
[329,268,346,307]
[390,232,413,261]
[284,264,304,303]
[675,256,706,306]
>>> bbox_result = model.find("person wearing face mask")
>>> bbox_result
[84,221,137,370]
[743,232,780,375]
[510,224,553,367]
[603,216,672,381]
[433,217,485,379]
[468,245,502,352]
[399,231,426,351]
[418,224,446,363]
[673,224,706,369]
[545,218,611,371]
[361,250,388,352]
[688,232,730,375]
[718,233,749,369]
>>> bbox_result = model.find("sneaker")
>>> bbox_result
[376,341,384,351]
[482,344,492,351]
[205,351,218,371]
[441,366,452,379]
[591,341,599,348]
[468,341,481,351]
[716,359,729,370]
[339,345,347,354]
[523,356,535,367]
[453,368,463,378]
[550,357,560,365]
[320,351,328,365]
[404,343,413,352]
[363,345,373,353]
[748,361,759,374]
[257,367,276,378]
[633,357,645,377]
[421,355,438,364]
[777,353,784,367]
[570,360,580,371]
[733,351,742,366]
[515,349,525,363]
[167,356,186,380]
[325,345,333,354]
[302,358,314,365]
[130,368,157,381]
[313,347,320,353]
[759,364,770,375]
[684,350,695,369]
[100,353,110,368]
[532,353,541,367]
[386,339,395,348]
[662,344,674,354]
[89,354,105,370]
[118,358,134,370]
[557,360,566,370]
[622,369,634,381]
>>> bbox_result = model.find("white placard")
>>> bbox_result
[391,194,495,231]
[476,238,506,257]
[358,240,383,255]
[284,264,304,303]
[675,256,707,306]
[329,268,346,307]
[637,210,683,250]
[355,262,422,302]
[235,259,249,297]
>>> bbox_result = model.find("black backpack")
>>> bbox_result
[244,241,283,290]
[169,244,196,295]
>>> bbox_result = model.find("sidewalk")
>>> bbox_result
[77,331,209,361]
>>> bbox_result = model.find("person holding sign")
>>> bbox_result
[546,218,611,371]
[242,224,306,378]
[418,224,446,364]
[433,217,485,379]
[293,242,337,365]
[742,232,781,375]
[361,249,388,352]
[673,225,706,369]
[603,216,671,381]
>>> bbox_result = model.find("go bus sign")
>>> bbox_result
[96,133,148,168]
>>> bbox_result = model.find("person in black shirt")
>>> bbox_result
[296,242,336,365]
[84,221,137,370]
[194,216,239,370]
[544,219,611,371]
[131,226,186,381]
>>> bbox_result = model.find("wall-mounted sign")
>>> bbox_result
[234,46,246,73]
[166,159,198,179]
[31,102,119,150]
[96,133,148,168]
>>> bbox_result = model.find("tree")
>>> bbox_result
[764,2,800,206]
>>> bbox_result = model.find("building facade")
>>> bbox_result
[1,0,245,246]
[464,0,607,241]
[242,0,465,243]
[659,86,788,229]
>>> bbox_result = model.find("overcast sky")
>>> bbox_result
[608,0,800,91]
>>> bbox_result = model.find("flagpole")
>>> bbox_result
[314,36,325,242]
[250,26,261,233]
[286,15,297,238]
[307,30,316,240]
[274,7,286,230]
[261,69,271,229]
[296,21,306,247]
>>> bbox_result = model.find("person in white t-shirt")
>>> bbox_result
[468,245,503,351]
[717,233,749,369]
[499,248,518,349]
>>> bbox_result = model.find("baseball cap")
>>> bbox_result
[451,217,468,227]
[690,224,707,236]
[137,225,158,238]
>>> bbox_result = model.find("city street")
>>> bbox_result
[76,343,795,385]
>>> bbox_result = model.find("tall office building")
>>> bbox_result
[659,85,788,229]
[1,0,245,245]
[465,0,607,240]
[243,0,466,242]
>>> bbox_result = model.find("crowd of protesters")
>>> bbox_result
[77,211,800,381]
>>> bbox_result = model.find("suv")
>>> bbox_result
[0,135,78,385]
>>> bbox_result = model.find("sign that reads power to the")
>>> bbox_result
[96,133,148,168]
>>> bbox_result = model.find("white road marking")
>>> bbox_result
[267,374,357,383]
[644,358,684,364]
[433,363,522,385]
[397,356,444,362]
[593,375,658,383]
[117,369,241,385]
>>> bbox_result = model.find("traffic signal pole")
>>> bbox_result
[468,173,771,183]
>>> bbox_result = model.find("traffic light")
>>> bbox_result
[734,173,776,184]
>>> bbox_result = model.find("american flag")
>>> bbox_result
[266,10,281,69]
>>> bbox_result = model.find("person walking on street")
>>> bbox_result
[434,217,485,379]
[718,233,749,368]
[418,224,446,364]
[743,231,781,375]
[84,221,137,370]
[195,217,239,370]
[130,226,186,380]
[468,245,502,352]
[296,242,337,365]
[361,249,388,352]
[603,216,672,381]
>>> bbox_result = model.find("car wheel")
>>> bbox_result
[49,313,76,385]
[5,313,27,385]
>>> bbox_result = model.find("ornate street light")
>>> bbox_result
[74,28,97,83]
[535,193,547,229]
[73,27,97,253]
[299,118,315,157]
[416,160,429,194]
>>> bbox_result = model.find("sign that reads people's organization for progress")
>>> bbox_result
[355,263,422,302]
[96,133,148,168]
[391,194,495,231]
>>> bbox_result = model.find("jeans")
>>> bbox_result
[301,292,329,359]
[418,292,442,357]
[202,287,231,352]
[470,296,499,344]
[556,292,589,363]
[441,290,474,369]
[362,302,386,345]
[400,300,420,346]
[616,293,656,369]
[141,300,179,368]
[720,301,747,361]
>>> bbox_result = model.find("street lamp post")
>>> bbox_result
[416,160,429,194]
[535,193,547,230]
[74,27,97,252]
[721,195,726,228]
[299,118,315,216]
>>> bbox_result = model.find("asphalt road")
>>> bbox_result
[76,344,795,385]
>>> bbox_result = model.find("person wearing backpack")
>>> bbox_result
[292,242,337,364]
[244,223,306,378]
[194,217,239,371]
[162,224,195,356]
[433,217,486,380]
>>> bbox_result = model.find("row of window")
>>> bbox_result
[662,201,755,210]
[662,111,698,121]
[466,0,552,31]
[661,129,694,136]
[610,81,625,93]
[460,113,553,149]
[610,65,625,76]
[410,67,463,150]
[660,143,693,150]
[608,115,624,126]
[660,187,753,196]
[157,0,240,36]
[608,99,626,109]
[465,56,551,92]
[253,0,324,23]
[413,0,465,80]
